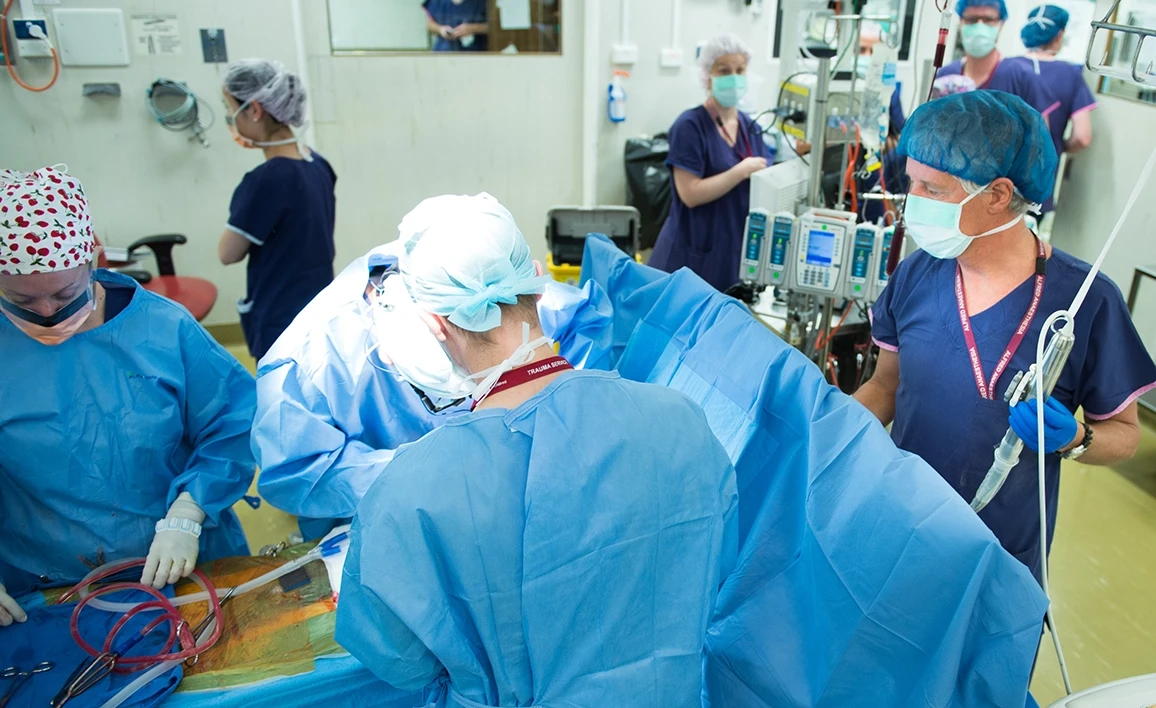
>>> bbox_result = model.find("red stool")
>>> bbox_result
[98,235,218,322]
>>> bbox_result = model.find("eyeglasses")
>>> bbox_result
[409,383,465,415]
[960,15,1002,25]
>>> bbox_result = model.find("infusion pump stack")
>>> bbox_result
[740,161,903,304]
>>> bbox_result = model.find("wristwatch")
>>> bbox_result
[1061,423,1094,460]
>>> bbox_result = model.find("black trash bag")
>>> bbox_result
[624,133,671,250]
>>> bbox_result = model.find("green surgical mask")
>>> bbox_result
[711,74,748,109]
[961,23,1000,58]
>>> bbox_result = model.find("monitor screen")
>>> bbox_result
[806,230,836,266]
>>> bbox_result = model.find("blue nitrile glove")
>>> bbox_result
[1009,396,1079,453]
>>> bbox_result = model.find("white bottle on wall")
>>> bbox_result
[608,70,629,123]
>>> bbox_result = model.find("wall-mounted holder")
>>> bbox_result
[83,82,121,97]
[200,29,228,63]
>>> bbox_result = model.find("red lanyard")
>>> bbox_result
[471,356,573,410]
[705,99,752,160]
[955,238,1047,400]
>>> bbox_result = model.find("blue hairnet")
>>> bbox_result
[897,90,1058,205]
[955,0,1008,20]
[1021,5,1069,47]
[398,193,553,332]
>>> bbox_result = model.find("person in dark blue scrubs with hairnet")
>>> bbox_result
[650,34,773,292]
[217,58,337,361]
[424,0,489,52]
[855,91,1156,583]
[937,0,1050,116]
[1006,4,1097,213]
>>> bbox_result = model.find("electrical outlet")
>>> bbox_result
[13,18,52,58]
[611,43,638,65]
[660,48,684,68]
[13,18,46,39]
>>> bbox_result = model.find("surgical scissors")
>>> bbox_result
[0,661,55,708]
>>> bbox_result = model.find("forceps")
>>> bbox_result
[0,661,55,708]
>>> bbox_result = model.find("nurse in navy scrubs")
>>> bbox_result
[217,59,337,361]
[424,0,489,52]
[649,34,774,292]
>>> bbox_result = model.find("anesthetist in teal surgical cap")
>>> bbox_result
[335,193,737,706]
[0,166,256,626]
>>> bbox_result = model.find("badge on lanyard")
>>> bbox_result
[705,100,753,161]
[955,238,1048,400]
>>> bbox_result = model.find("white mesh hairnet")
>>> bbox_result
[398,193,553,333]
[699,34,752,89]
[222,58,308,127]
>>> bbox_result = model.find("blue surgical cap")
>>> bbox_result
[955,0,1008,20]
[897,91,1058,205]
[1021,5,1069,48]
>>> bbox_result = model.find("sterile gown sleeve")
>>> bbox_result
[170,319,257,526]
[538,280,615,371]
[253,359,396,521]
[336,465,445,694]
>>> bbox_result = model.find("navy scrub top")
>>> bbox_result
[871,248,1156,582]
[228,153,337,360]
[423,0,488,52]
[1004,56,1098,213]
[650,106,774,292]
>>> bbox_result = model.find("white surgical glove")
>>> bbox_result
[141,492,206,589]
[0,583,27,627]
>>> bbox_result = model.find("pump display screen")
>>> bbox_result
[806,230,836,266]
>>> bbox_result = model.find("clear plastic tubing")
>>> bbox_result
[77,547,322,614]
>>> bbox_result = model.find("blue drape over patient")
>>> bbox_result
[579,234,1049,707]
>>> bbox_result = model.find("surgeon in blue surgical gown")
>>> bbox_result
[335,193,737,707]
[252,243,612,540]
[0,166,254,624]
[579,233,1051,708]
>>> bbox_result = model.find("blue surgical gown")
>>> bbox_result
[871,249,1156,583]
[650,106,774,292]
[0,270,255,596]
[336,370,738,706]
[580,234,1051,707]
[253,247,613,540]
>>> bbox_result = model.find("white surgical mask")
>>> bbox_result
[903,182,1024,259]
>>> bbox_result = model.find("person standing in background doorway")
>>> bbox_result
[1006,5,1096,217]
[424,0,489,52]
[218,58,337,362]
